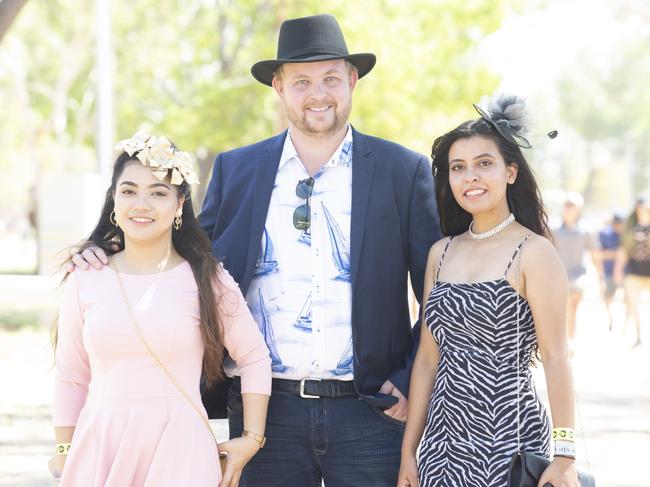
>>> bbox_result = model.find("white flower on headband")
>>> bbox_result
[114,132,199,185]
[172,151,200,185]
[147,136,175,166]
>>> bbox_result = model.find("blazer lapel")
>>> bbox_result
[240,131,287,295]
[350,128,375,296]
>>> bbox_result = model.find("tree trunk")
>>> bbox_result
[0,0,29,43]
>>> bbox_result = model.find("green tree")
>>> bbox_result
[111,0,511,204]
[0,0,29,42]
[556,37,650,202]
[2,0,513,212]
[0,0,95,210]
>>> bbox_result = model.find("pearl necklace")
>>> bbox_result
[468,213,515,240]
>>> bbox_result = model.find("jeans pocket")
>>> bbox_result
[370,405,406,427]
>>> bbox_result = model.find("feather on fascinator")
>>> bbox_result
[473,94,534,149]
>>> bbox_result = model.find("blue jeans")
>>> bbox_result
[228,380,404,487]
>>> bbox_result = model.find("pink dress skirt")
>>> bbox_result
[53,263,271,486]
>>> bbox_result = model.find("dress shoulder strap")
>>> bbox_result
[504,234,532,278]
[435,236,454,281]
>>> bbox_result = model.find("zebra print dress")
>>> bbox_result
[418,236,551,486]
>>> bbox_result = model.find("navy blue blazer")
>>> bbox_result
[199,128,441,416]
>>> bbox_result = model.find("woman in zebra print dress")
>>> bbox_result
[398,95,579,487]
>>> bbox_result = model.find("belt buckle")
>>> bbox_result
[299,378,321,399]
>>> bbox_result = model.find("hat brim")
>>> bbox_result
[251,53,376,87]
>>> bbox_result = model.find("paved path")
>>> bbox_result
[0,296,648,486]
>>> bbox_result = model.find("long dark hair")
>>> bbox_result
[431,118,551,239]
[54,151,225,386]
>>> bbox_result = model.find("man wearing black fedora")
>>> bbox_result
[199,13,441,486]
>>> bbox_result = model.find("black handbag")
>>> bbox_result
[507,451,595,487]
[507,243,596,487]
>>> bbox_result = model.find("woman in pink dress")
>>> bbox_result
[50,133,272,487]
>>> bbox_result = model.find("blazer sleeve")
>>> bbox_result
[388,155,442,396]
[199,153,223,239]
[52,272,91,427]
[216,266,272,396]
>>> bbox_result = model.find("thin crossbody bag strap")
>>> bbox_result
[515,239,523,452]
[513,240,592,471]
[111,265,217,445]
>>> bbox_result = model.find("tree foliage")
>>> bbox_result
[0,0,95,212]
[0,0,29,42]
[555,8,650,200]
[1,0,511,211]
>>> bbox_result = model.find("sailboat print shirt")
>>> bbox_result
[225,126,354,381]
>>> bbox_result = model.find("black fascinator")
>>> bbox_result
[473,94,533,149]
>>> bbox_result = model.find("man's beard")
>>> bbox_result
[285,99,351,138]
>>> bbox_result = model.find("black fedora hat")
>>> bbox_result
[251,14,376,87]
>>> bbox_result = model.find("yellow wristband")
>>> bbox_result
[552,427,575,442]
[56,443,71,455]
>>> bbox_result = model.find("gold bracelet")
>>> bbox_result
[552,427,575,442]
[55,443,71,456]
[242,430,266,449]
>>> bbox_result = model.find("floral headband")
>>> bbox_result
[114,132,200,185]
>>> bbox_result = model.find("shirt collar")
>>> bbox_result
[279,125,353,171]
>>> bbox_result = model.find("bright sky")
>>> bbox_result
[480,0,631,97]
[478,0,648,214]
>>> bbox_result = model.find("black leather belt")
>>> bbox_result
[272,377,357,399]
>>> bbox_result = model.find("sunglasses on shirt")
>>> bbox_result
[293,177,314,231]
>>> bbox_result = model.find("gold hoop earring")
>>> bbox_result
[173,215,182,230]
[110,211,118,227]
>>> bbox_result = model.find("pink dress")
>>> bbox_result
[53,262,272,486]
